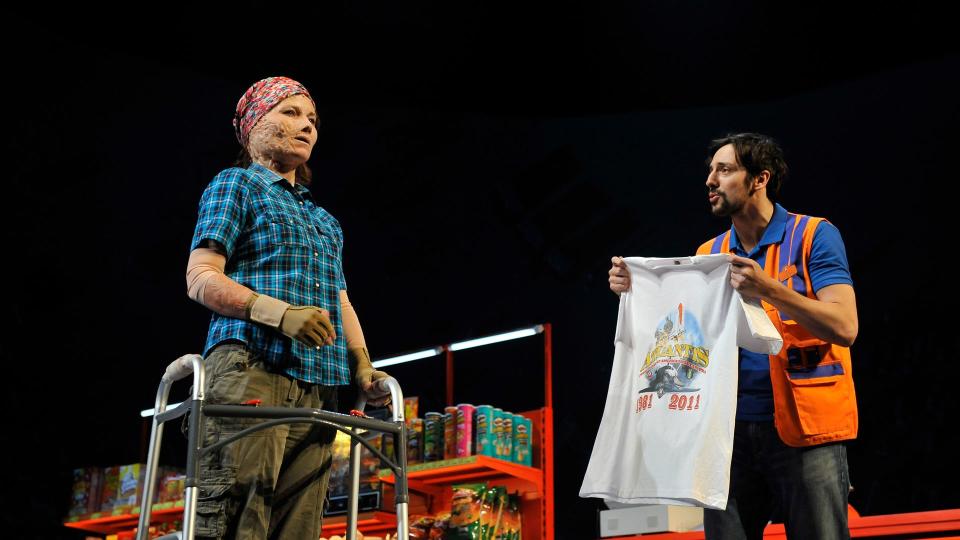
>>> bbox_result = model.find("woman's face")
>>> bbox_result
[246,94,318,169]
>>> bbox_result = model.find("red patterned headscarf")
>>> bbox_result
[233,76,314,147]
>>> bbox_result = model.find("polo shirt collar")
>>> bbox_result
[728,203,789,256]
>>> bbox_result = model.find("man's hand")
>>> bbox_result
[728,254,775,301]
[609,256,631,294]
[280,306,336,348]
[350,347,391,407]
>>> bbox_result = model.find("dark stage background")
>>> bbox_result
[5,3,959,538]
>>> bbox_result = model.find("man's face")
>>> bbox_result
[246,94,318,168]
[706,144,751,217]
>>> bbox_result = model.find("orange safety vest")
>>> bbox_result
[696,213,858,447]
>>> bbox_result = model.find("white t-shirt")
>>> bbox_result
[580,254,782,509]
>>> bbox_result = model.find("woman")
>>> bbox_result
[185,76,389,539]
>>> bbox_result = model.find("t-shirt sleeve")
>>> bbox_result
[614,259,644,347]
[735,294,783,355]
[190,169,248,259]
[807,221,853,293]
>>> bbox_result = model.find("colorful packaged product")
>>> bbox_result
[99,465,121,512]
[409,515,435,540]
[117,463,146,509]
[501,415,513,462]
[155,468,186,506]
[456,404,475,457]
[492,408,504,458]
[474,405,494,457]
[491,491,522,540]
[68,466,101,516]
[430,512,451,539]
[480,486,505,539]
[423,412,443,461]
[408,417,423,464]
[404,397,419,424]
[512,414,532,466]
[448,483,487,538]
[443,406,458,460]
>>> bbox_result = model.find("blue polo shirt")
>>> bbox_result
[727,204,853,420]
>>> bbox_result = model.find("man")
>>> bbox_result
[608,133,858,539]
[185,76,390,539]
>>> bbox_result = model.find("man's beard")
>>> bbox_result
[710,189,756,217]
[709,189,748,217]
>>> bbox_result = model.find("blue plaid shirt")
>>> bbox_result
[191,163,350,385]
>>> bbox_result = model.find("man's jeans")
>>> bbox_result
[704,420,851,540]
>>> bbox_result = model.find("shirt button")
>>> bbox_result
[299,201,304,205]
[315,283,320,288]
[314,252,319,257]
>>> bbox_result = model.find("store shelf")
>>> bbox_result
[63,504,184,535]
[375,448,549,538]
[321,511,398,537]
[361,324,555,540]
[379,454,542,491]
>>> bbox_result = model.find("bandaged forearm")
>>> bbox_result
[185,247,255,320]
[186,248,294,327]
[340,289,367,350]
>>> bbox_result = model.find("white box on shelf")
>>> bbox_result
[599,504,703,537]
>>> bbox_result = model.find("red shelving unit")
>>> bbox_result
[335,323,555,540]
[321,511,399,538]
[64,505,184,535]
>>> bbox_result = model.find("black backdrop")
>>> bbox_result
[5,4,959,538]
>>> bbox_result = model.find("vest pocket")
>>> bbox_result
[787,373,850,435]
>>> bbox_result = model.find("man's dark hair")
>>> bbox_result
[235,148,313,187]
[708,133,788,202]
